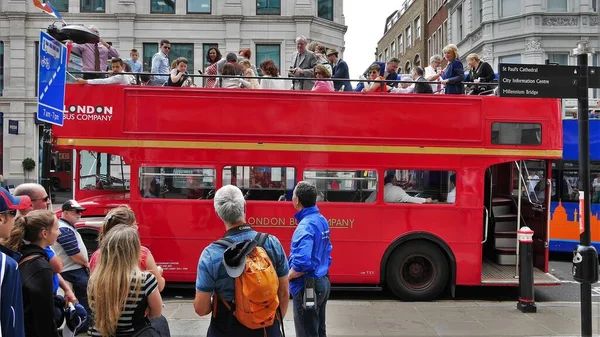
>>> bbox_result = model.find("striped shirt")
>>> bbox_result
[52,219,88,272]
[90,272,158,336]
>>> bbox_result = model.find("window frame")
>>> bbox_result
[255,44,281,76]
[48,0,69,12]
[80,0,105,13]
[547,0,568,12]
[223,165,296,202]
[491,122,542,146]
[0,41,4,96]
[187,0,212,14]
[151,0,176,14]
[169,43,195,73]
[256,0,281,15]
[415,16,421,39]
[547,53,570,66]
[302,169,379,204]
[142,43,159,73]
[317,0,334,21]
[405,25,412,48]
[382,169,457,205]
[398,34,403,55]
[139,165,217,200]
[500,0,520,18]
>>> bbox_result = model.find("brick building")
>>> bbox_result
[376,0,427,74]
[426,0,448,67]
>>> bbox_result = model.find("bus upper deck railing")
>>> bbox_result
[67,70,499,95]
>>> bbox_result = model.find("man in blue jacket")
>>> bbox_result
[0,187,32,337]
[288,181,332,337]
[326,49,352,91]
[354,58,400,92]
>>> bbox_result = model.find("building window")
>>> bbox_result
[80,0,105,12]
[442,20,448,48]
[492,123,542,145]
[188,0,211,13]
[385,48,389,61]
[406,25,412,47]
[48,0,69,12]
[223,166,296,201]
[415,17,421,39]
[398,34,403,55]
[391,41,396,58]
[384,169,457,204]
[593,0,598,11]
[318,0,333,21]
[143,43,158,72]
[255,44,280,76]
[547,53,569,65]
[404,61,411,73]
[140,167,216,199]
[501,0,520,17]
[456,6,463,41]
[379,53,383,62]
[151,0,175,13]
[0,42,3,96]
[499,54,522,64]
[303,170,377,203]
[474,0,482,25]
[171,43,194,73]
[256,0,280,15]
[548,0,568,11]
[428,38,432,59]
[432,32,437,55]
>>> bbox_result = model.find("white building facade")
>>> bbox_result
[446,0,600,71]
[0,0,346,184]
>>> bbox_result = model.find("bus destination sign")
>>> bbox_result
[498,63,579,99]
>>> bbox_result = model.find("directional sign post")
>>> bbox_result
[498,63,580,98]
[37,30,67,126]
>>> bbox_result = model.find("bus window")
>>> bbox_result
[491,122,541,145]
[552,161,600,204]
[303,170,377,203]
[512,160,546,204]
[382,169,455,204]
[139,167,216,199]
[80,151,130,191]
[223,166,295,201]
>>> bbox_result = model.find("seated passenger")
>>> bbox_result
[76,58,134,85]
[361,63,387,93]
[365,171,433,204]
[447,174,456,203]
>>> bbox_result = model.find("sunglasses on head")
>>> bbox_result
[32,196,50,202]
[0,210,17,216]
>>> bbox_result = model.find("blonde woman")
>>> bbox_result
[440,44,464,94]
[88,225,163,336]
[239,59,260,89]
[465,53,495,95]
[3,210,60,337]
[89,205,165,292]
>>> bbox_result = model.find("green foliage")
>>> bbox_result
[22,158,36,171]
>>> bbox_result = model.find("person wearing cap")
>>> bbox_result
[0,187,31,337]
[365,171,433,203]
[51,200,92,334]
[288,181,332,337]
[326,48,352,92]
[194,185,290,336]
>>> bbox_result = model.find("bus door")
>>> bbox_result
[483,160,548,270]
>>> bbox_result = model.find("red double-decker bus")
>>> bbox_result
[54,84,562,300]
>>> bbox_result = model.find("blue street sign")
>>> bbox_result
[37,30,67,126]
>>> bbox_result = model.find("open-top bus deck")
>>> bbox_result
[53,84,562,300]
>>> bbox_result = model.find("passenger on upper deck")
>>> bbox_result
[355,58,400,92]
[390,75,414,94]
[221,63,252,89]
[204,47,221,88]
[217,53,243,76]
[167,57,190,87]
[312,65,334,92]
[361,63,387,93]
[425,55,444,93]
[289,36,318,91]
[259,59,287,90]
[75,58,133,85]
[124,49,143,73]
[150,40,171,86]
[70,26,120,80]
[365,171,433,204]
[327,48,352,92]
[440,44,464,94]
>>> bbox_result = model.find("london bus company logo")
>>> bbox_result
[63,105,113,122]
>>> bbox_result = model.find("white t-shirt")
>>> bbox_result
[447,188,456,203]
[424,66,439,92]
[52,219,89,272]
[365,183,426,204]
[260,76,288,90]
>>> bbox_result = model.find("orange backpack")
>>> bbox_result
[214,233,281,330]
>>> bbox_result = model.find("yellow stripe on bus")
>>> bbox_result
[56,138,563,157]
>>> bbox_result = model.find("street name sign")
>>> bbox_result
[498,63,579,98]
[37,30,67,126]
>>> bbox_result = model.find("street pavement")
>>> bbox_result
[161,299,598,337]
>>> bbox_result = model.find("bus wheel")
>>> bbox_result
[386,241,449,301]
[51,178,60,191]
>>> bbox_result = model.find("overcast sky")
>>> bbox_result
[342,1,405,79]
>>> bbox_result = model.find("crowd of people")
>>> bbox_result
[70,26,496,95]
[0,180,332,337]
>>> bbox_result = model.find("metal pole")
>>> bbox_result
[517,226,536,313]
[516,161,523,277]
[41,122,53,202]
[573,40,594,337]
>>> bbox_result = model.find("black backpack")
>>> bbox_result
[131,287,171,337]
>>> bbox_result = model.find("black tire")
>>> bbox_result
[385,241,449,301]
[51,178,60,191]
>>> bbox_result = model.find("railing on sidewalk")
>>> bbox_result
[68,70,500,95]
